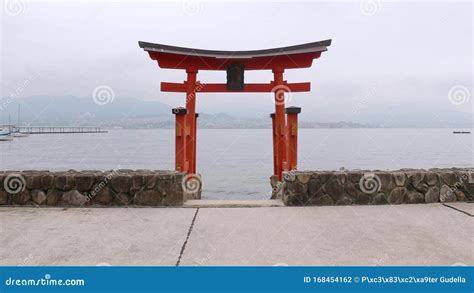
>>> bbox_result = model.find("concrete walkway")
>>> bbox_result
[0,203,472,266]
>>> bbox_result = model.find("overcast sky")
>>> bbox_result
[1,0,472,123]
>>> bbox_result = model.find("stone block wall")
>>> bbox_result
[280,169,474,206]
[0,170,188,207]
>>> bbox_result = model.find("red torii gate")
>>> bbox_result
[139,40,331,181]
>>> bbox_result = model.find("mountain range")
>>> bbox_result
[0,96,471,128]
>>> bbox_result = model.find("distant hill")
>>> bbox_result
[0,95,172,126]
[0,95,471,128]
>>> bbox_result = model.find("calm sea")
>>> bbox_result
[1,129,472,199]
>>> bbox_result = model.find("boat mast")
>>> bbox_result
[18,104,20,128]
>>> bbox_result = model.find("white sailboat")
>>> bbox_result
[12,104,29,137]
[0,128,13,141]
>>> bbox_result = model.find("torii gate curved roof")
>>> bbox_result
[138,40,331,70]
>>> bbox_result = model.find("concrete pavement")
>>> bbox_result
[1,203,472,266]
[0,208,194,266]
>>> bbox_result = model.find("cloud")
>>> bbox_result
[1,1,472,123]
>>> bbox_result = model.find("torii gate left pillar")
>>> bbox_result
[172,69,199,174]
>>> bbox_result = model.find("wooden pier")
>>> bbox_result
[18,126,107,134]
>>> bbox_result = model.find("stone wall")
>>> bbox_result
[280,169,474,206]
[0,170,190,207]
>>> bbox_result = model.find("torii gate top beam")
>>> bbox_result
[138,40,331,70]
